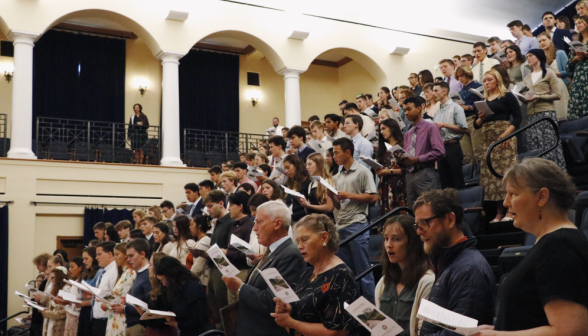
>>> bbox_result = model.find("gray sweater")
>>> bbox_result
[124,267,151,328]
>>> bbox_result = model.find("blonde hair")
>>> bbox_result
[577,0,588,11]
[484,69,508,99]
[310,120,324,130]
[379,109,390,119]
[307,153,334,205]
[220,171,239,185]
[133,209,146,228]
[148,206,163,221]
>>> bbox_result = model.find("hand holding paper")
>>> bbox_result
[359,156,383,170]
[208,244,240,277]
[345,297,403,336]
[259,268,299,304]
[417,299,480,336]
[230,234,257,256]
[281,185,305,200]
[474,101,494,116]
[310,176,338,195]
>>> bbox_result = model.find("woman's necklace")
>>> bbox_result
[310,257,332,282]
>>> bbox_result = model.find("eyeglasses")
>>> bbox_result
[413,215,440,232]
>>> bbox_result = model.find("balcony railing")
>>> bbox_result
[35,117,161,164]
[183,128,267,167]
[0,114,6,157]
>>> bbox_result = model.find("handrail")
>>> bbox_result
[355,264,382,282]
[0,311,28,334]
[339,206,413,247]
[486,117,560,179]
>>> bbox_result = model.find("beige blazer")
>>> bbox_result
[522,68,561,115]
[375,270,435,336]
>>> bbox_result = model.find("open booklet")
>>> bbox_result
[230,234,257,256]
[58,290,81,304]
[417,299,480,336]
[473,101,494,116]
[310,176,338,195]
[387,144,410,161]
[388,97,400,110]
[281,185,306,200]
[258,268,299,304]
[449,91,465,105]
[66,280,120,305]
[359,156,383,170]
[208,243,241,278]
[490,51,507,62]
[125,294,177,320]
[15,291,31,300]
[274,166,286,175]
[25,283,39,293]
[467,87,485,99]
[344,297,403,336]
[511,82,535,100]
[564,36,588,53]
[24,298,46,311]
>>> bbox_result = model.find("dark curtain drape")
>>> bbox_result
[0,206,8,334]
[103,209,134,226]
[83,208,104,245]
[33,30,126,131]
[179,50,239,133]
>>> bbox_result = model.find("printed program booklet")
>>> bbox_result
[344,297,403,336]
[564,36,588,52]
[126,294,177,320]
[417,299,480,336]
[359,156,383,170]
[258,268,300,304]
[208,243,240,278]
[467,87,485,99]
[58,290,81,304]
[281,185,306,199]
[310,176,338,195]
[230,234,257,256]
[474,101,494,116]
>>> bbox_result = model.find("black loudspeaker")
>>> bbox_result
[0,41,14,57]
[247,72,260,86]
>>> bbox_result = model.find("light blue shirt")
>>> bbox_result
[433,100,468,142]
[351,133,374,169]
[269,236,291,254]
[517,35,540,55]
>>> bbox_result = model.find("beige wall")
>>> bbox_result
[337,60,379,106]
[299,64,340,122]
[0,158,209,326]
[0,55,12,138]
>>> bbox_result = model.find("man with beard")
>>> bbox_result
[414,189,494,336]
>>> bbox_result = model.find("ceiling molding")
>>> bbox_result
[53,23,137,39]
[311,56,354,68]
[337,57,353,67]
[192,42,256,55]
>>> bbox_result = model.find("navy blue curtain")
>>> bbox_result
[179,50,239,133]
[33,30,126,129]
[103,209,134,226]
[0,206,8,334]
[83,208,104,245]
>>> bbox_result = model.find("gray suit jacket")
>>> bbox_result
[236,238,306,336]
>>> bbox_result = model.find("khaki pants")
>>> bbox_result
[125,324,145,336]
[460,115,484,165]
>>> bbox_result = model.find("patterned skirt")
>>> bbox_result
[524,111,566,171]
[63,312,78,336]
[480,120,518,201]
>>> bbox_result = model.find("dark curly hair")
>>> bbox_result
[155,256,199,299]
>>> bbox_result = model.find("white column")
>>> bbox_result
[278,68,304,127]
[157,51,186,167]
[7,31,40,159]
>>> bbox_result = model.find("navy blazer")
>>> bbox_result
[296,146,316,163]
[187,198,204,218]
[533,26,572,53]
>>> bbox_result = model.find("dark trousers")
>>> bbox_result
[92,318,108,336]
[30,323,43,336]
[438,142,465,190]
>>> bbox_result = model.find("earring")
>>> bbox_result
[539,207,543,220]
[323,242,327,247]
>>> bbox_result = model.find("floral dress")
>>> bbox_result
[106,267,136,336]
[567,40,588,120]
[377,151,407,216]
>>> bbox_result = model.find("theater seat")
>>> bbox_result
[560,116,588,185]
[458,186,484,235]
[368,234,383,265]
[464,162,480,187]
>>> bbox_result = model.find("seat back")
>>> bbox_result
[581,208,588,239]
[458,186,484,235]
[518,149,540,162]
[368,234,383,264]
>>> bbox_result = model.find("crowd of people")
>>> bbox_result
[17,4,588,336]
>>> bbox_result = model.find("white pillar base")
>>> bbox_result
[160,157,187,167]
[7,148,36,159]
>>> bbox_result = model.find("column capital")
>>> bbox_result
[155,51,185,62]
[8,30,40,44]
[278,67,305,77]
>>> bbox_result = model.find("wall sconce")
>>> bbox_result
[133,77,150,96]
[246,90,261,107]
[0,62,14,83]
[4,71,13,83]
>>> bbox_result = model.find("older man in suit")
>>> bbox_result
[222,201,305,336]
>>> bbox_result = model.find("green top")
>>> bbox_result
[379,281,417,336]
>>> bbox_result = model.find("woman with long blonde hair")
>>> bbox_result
[298,153,335,217]
[537,32,570,121]
[474,69,522,223]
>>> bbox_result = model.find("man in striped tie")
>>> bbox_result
[399,97,445,209]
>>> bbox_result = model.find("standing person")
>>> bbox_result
[167,215,197,266]
[538,32,570,120]
[128,103,149,164]
[103,243,137,336]
[324,114,349,140]
[31,254,51,336]
[265,136,288,185]
[505,45,529,83]
[328,138,377,303]
[152,222,173,253]
[189,215,212,287]
[221,201,306,336]
[356,94,377,118]
[105,226,121,243]
[474,69,521,223]
[432,82,468,190]
[92,242,119,336]
[508,20,540,55]
[414,189,495,335]
[94,222,106,242]
[261,179,285,202]
[477,158,588,335]
[283,154,312,224]
[232,162,258,190]
[409,73,423,96]
[567,15,588,121]
[472,42,500,83]
[132,210,145,230]
[326,147,339,176]
[287,126,316,162]
[342,114,374,170]
[268,117,284,136]
[376,119,407,216]
[155,257,213,336]
[521,49,566,170]
[422,83,440,119]
[208,166,223,189]
[578,0,588,16]
[140,216,156,249]
[115,220,133,243]
[532,11,573,53]
[271,214,360,335]
[42,267,71,336]
[76,247,104,336]
[308,121,333,158]
[456,65,485,165]
[440,59,464,93]
[63,257,83,336]
[147,206,163,222]
[343,103,376,138]
[184,183,203,218]
[375,215,434,336]
[298,153,335,217]
[399,97,445,208]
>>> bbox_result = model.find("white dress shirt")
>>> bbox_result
[92,260,118,319]
[269,154,288,185]
[308,136,333,158]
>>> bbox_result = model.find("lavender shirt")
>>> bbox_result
[403,118,445,164]
[444,74,464,94]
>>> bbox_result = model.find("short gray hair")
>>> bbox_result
[257,201,291,230]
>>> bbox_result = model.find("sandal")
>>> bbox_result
[500,217,514,222]
[490,218,501,223]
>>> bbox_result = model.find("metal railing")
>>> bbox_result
[0,114,7,157]
[35,117,161,165]
[183,128,267,167]
[486,117,560,178]
[340,206,413,248]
